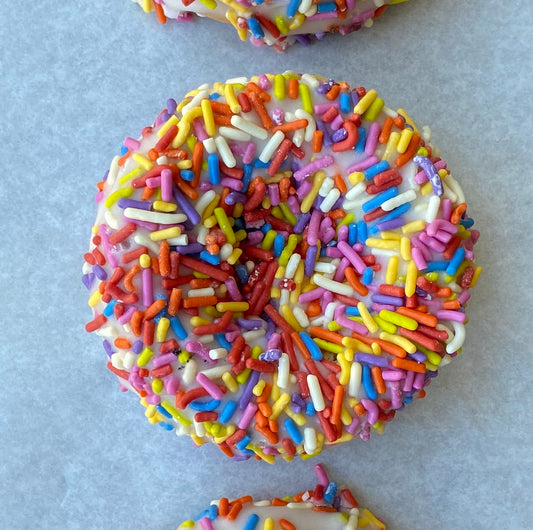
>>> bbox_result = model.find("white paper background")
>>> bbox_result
[0,1,531,528]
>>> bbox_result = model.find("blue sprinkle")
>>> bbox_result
[316,1,337,12]
[170,316,187,340]
[357,221,368,244]
[340,93,351,114]
[286,0,301,17]
[425,261,450,272]
[194,509,210,522]
[208,153,220,185]
[180,169,194,181]
[306,402,316,416]
[243,514,260,530]
[242,164,253,193]
[208,504,218,520]
[236,434,252,451]
[362,364,377,400]
[248,17,265,38]
[368,203,411,235]
[189,399,221,412]
[404,395,413,404]
[273,234,285,257]
[348,223,358,245]
[236,264,249,284]
[362,187,399,213]
[215,333,232,351]
[355,127,366,152]
[284,418,303,444]
[364,160,390,180]
[200,250,221,265]
[156,404,173,419]
[345,306,360,316]
[209,93,220,100]
[362,267,374,285]
[460,217,474,229]
[299,332,323,361]
[159,422,174,431]
[103,299,117,318]
[445,247,465,275]
[254,158,270,168]
[219,401,237,424]
[261,223,272,234]
[120,145,128,155]
[324,481,338,503]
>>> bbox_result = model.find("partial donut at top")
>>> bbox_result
[83,72,482,463]
[131,0,411,50]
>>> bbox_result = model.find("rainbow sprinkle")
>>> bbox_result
[83,73,481,463]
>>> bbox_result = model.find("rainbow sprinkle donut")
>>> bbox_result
[132,0,410,50]
[177,463,385,529]
[83,72,481,463]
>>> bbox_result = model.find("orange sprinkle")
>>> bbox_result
[331,384,344,429]
[213,114,232,126]
[159,241,170,277]
[395,133,421,168]
[232,495,253,505]
[334,174,347,194]
[306,300,322,318]
[117,150,130,167]
[371,366,386,394]
[327,208,345,220]
[291,332,312,360]
[130,310,143,337]
[248,90,272,129]
[175,178,199,200]
[354,402,366,417]
[312,130,323,153]
[344,267,369,296]
[167,288,182,316]
[269,418,279,433]
[351,332,407,358]
[451,202,467,224]
[141,186,155,201]
[257,383,271,403]
[419,389,426,398]
[182,295,218,308]
[442,300,461,310]
[153,0,166,23]
[271,118,309,134]
[288,78,299,99]
[254,424,279,445]
[143,299,166,321]
[246,82,271,102]
[218,497,229,516]
[379,116,394,144]
[190,278,216,288]
[227,501,243,521]
[114,337,131,349]
[309,326,344,345]
[280,519,296,530]
[326,84,341,101]
[396,306,438,327]
[209,100,233,116]
[393,115,406,130]
[313,506,338,513]
[436,287,452,298]
[123,265,140,292]
[217,443,234,459]
[271,497,288,506]
[258,402,272,417]
[392,357,426,374]
[151,256,159,275]
[255,410,268,427]
[191,141,204,187]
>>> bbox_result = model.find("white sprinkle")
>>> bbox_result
[242,328,266,342]
[345,181,367,201]
[197,334,214,344]
[444,173,465,204]
[187,288,215,297]
[446,321,466,353]
[307,374,325,411]
[215,135,237,168]
[303,427,317,454]
[124,207,187,224]
[381,189,417,211]
[107,156,120,187]
[225,76,248,85]
[122,351,136,370]
[259,130,284,163]
[314,261,337,274]
[320,188,341,213]
[312,274,354,296]
[166,235,188,246]
[318,177,335,197]
[219,243,234,261]
[285,254,301,279]
[202,137,217,154]
[209,348,228,360]
[300,73,319,89]
[348,361,362,397]
[195,189,216,216]
[230,115,268,139]
[295,108,316,142]
[182,90,209,114]
[193,419,206,437]
[133,233,159,254]
[104,210,120,230]
[426,195,441,223]
[293,307,310,328]
[201,364,231,379]
[277,353,290,388]
[218,126,251,142]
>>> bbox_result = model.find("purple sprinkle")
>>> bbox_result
[225,191,248,205]
[173,188,201,225]
[82,273,95,290]
[92,264,107,281]
[292,393,306,408]
[376,217,405,232]
[175,243,203,254]
[407,351,427,363]
[354,353,389,367]
[166,98,177,115]
[291,402,302,414]
[238,370,260,409]
[237,317,264,330]
[371,293,404,306]
[316,120,332,147]
[102,339,114,357]
[265,317,276,341]
[117,198,151,210]
[132,340,143,354]
[305,245,318,277]
[233,454,252,462]
[331,128,348,143]
[413,155,443,196]
[259,349,282,362]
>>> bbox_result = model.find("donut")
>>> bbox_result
[131,0,410,50]
[83,72,482,463]
[176,463,385,529]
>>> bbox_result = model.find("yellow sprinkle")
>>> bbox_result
[160,402,192,426]
[343,348,354,362]
[152,200,177,212]
[261,230,277,250]
[213,207,236,244]
[425,271,439,282]
[381,230,401,240]
[172,107,202,148]
[139,254,151,268]
[270,205,283,220]
[338,213,355,227]
[379,309,418,330]
[236,368,251,384]
[274,15,289,34]
[156,115,179,138]
[232,202,244,218]
[385,255,399,284]
[224,83,241,113]
[397,107,419,134]
[250,444,275,464]
[144,404,157,419]
[396,128,414,154]
[357,302,379,333]
[280,304,303,332]
[279,234,299,266]
[216,301,249,312]
[371,342,381,355]
[253,379,266,397]
[222,372,238,393]
[141,0,151,11]
[234,229,247,241]
[299,82,313,114]
[402,219,426,234]
[314,338,343,354]
[379,332,417,353]
[156,317,170,342]
[204,306,223,318]
[88,290,102,308]
[203,215,217,229]
[261,196,271,209]
[405,259,418,296]
[152,378,163,394]
[274,74,286,100]
[284,407,306,426]
[104,187,133,208]
[270,286,281,299]
[279,202,297,225]
[119,166,144,185]
[270,393,290,420]
[270,373,280,401]
[363,97,384,122]
[289,12,305,30]
[420,181,433,195]
[348,171,365,185]
[365,238,400,250]
[470,266,483,287]
[362,508,387,529]
[214,425,235,444]
[301,170,326,213]
[197,0,217,9]
[353,89,377,115]
[190,316,210,327]
[177,160,192,170]
[337,353,350,385]
[383,131,400,160]
[400,236,412,261]
[263,518,274,530]
[178,350,190,363]
[373,315,397,334]
[225,9,248,40]
[227,248,242,265]
[137,347,154,367]
[290,260,304,305]
[131,153,153,171]
[186,134,197,152]
[150,226,181,241]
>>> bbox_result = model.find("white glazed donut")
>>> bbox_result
[83,72,481,463]
[131,0,410,50]
[176,464,385,529]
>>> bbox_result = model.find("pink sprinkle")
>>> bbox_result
[287,195,301,215]
[389,380,403,409]
[334,257,350,282]
[403,370,415,392]
[361,398,379,425]
[336,314,368,335]
[146,176,161,189]
[142,268,153,307]
[412,247,428,270]
[268,183,280,206]
[238,402,258,429]
[152,353,176,368]
[118,306,136,325]
[258,74,271,90]
[426,218,458,236]
[200,518,215,530]
[225,277,244,301]
[164,375,180,395]
[321,290,333,312]
[243,142,256,164]
[413,372,426,390]
[411,236,433,261]
[98,224,119,268]
[161,169,173,202]
[123,137,141,151]
[365,122,380,156]
[192,118,208,142]
[436,310,467,323]
[337,240,366,274]
[267,332,281,349]
[441,199,452,221]
[313,463,330,486]
[298,287,326,304]
[293,156,334,181]
[196,373,223,400]
[307,209,321,246]
[330,114,344,131]
[314,102,339,115]
[347,155,379,174]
